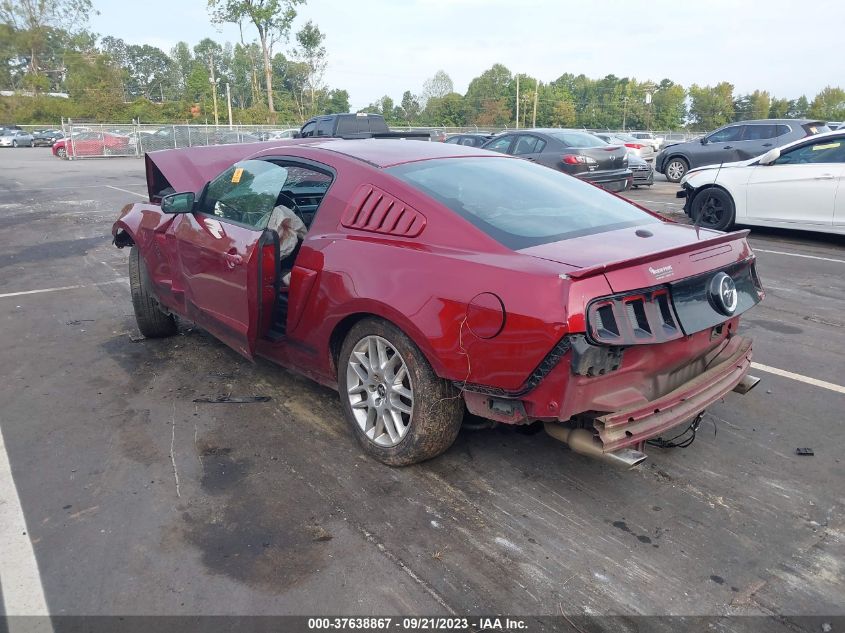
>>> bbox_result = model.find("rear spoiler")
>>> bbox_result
[566,229,751,279]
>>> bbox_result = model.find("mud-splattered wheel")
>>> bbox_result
[338,318,464,466]
[129,246,177,338]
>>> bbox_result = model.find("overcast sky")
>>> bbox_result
[90,0,843,110]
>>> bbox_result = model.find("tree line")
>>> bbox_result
[2,0,844,129]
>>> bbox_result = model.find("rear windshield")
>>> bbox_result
[549,131,606,147]
[387,157,658,249]
[804,123,831,135]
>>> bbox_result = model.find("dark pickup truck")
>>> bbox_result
[298,113,430,141]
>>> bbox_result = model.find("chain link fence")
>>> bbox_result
[52,122,701,159]
[57,123,300,159]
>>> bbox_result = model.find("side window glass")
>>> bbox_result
[300,122,316,138]
[708,126,743,143]
[774,138,845,165]
[444,136,460,144]
[513,136,539,155]
[315,119,332,137]
[201,160,290,229]
[485,135,514,154]
[743,125,777,140]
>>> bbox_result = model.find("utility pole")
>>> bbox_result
[226,83,233,129]
[531,82,539,128]
[208,52,219,126]
[515,74,520,129]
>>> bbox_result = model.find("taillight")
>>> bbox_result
[587,287,683,345]
[562,154,597,165]
[624,143,643,149]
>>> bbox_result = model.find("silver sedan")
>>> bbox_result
[0,130,34,147]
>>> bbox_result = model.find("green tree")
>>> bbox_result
[688,82,735,130]
[790,95,809,118]
[0,0,94,90]
[293,20,326,117]
[399,90,420,124]
[421,70,453,107]
[422,91,466,126]
[649,80,686,129]
[808,86,845,120]
[465,63,512,120]
[768,97,791,118]
[125,44,175,101]
[208,0,304,115]
[324,88,349,114]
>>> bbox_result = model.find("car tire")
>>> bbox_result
[338,317,464,466]
[664,157,688,183]
[129,246,177,338]
[56,147,67,159]
[690,187,735,231]
[12,140,17,148]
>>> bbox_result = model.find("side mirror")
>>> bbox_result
[292,131,302,139]
[161,191,195,214]
[758,148,781,165]
[699,137,708,145]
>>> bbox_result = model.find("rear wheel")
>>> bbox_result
[690,187,735,231]
[129,246,177,338]
[338,318,464,466]
[664,157,688,183]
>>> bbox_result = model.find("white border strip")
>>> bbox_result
[0,423,52,620]
[0,279,127,299]
[751,362,845,395]
[753,248,845,264]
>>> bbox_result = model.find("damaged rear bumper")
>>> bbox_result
[594,335,753,452]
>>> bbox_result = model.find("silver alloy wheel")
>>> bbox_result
[666,160,685,181]
[346,335,414,447]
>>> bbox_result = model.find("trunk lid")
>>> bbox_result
[580,145,628,172]
[520,222,753,293]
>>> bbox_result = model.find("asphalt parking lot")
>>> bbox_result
[1,149,843,627]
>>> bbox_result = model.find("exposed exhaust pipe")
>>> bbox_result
[732,374,760,395]
[544,423,647,469]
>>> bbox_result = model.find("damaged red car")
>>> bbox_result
[112,139,763,467]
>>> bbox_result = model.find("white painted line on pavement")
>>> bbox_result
[627,199,683,206]
[753,248,845,265]
[0,422,53,622]
[105,185,147,198]
[2,184,146,193]
[0,278,128,299]
[751,362,845,395]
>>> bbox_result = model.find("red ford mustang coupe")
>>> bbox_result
[112,139,763,467]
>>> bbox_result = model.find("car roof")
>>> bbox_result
[302,138,494,168]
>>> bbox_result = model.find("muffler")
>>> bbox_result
[544,423,647,469]
[732,374,760,395]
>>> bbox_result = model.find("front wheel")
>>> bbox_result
[12,140,17,148]
[690,187,735,231]
[129,246,177,338]
[56,147,67,159]
[664,157,688,183]
[338,318,464,466]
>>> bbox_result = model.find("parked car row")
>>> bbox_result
[656,118,830,182]
[444,129,653,192]
[679,129,845,235]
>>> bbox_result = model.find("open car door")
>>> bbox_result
[170,159,291,360]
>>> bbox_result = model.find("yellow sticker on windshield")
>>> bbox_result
[812,142,840,150]
[231,167,243,183]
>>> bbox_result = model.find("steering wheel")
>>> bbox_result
[276,190,306,224]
